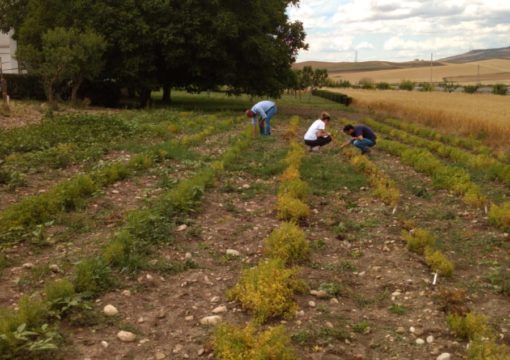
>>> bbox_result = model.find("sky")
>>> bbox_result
[287,0,510,62]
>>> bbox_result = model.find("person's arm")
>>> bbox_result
[316,129,329,137]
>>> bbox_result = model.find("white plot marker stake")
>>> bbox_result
[432,272,438,286]
[484,205,488,215]
[392,207,397,215]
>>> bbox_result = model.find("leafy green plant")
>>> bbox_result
[424,247,454,276]
[388,303,407,315]
[402,228,436,254]
[276,195,310,221]
[73,257,113,296]
[227,259,304,322]
[213,323,296,360]
[399,80,415,91]
[263,222,310,265]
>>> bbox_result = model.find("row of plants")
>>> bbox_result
[378,139,510,232]
[311,89,352,106]
[377,118,501,161]
[0,122,253,358]
[340,145,400,209]
[0,111,217,190]
[363,118,510,187]
[0,116,240,245]
[213,117,311,359]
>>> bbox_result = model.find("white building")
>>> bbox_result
[0,31,19,74]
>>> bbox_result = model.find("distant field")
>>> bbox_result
[293,59,442,73]
[329,59,510,85]
[331,88,510,148]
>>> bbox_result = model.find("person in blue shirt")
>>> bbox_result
[341,124,377,154]
[245,100,277,136]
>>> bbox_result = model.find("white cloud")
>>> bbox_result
[289,0,510,61]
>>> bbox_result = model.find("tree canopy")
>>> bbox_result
[0,0,307,105]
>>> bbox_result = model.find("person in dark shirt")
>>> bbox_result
[341,124,377,154]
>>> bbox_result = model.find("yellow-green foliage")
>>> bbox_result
[44,279,75,304]
[284,141,305,167]
[227,259,303,322]
[447,312,491,340]
[424,247,454,276]
[488,202,510,231]
[402,228,436,254]
[349,154,400,207]
[278,178,309,201]
[263,222,310,265]
[284,116,301,139]
[279,166,300,182]
[213,323,296,360]
[467,337,510,360]
[276,194,310,221]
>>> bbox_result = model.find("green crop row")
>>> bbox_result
[0,124,252,359]
[379,118,500,161]
[363,118,510,187]
[215,117,309,359]
[0,116,239,245]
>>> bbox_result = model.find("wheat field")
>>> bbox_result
[331,88,510,147]
[330,59,510,85]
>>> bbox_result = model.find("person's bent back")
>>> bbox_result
[341,124,377,154]
[304,112,332,152]
[245,100,277,136]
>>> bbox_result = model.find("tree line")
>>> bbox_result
[0,0,307,106]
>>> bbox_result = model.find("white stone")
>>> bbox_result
[156,352,166,360]
[212,305,227,314]
[308,301,316,308]
[426,335,434,344]
[310,290,329,298]
[173,344,183,353]
[210,296,220,303]
[103,304,119,317]
[185,252,192,260]
[200,315,222,325]
[329,298,339,304]
[436,353,451,360]
[177,224,188,232]
[49,264,61,273]
[185,315,194,321]
[146,274,154,281]
[409,326,416,333]
[122,290,131,297]
[22,262,34,269]
[101,340,109,349]
[415,338,425,345]
[226,249,240,257]
[117,330,136,342]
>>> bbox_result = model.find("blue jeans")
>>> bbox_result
[353,139,375,153]
[260,106,277,136]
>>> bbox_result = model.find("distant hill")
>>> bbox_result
[438,46,510,63]
[293,60,444,74]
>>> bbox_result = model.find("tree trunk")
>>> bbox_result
[71,77,83,104]
[139,88,152,108]
[162,84,171,103]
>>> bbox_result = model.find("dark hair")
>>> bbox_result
[343,124,354,133]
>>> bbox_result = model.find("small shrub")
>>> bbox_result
[227,259,304,322]
[44,279,75,304]
[447,312,490,340]
[388,303,407,315]
[276,195,310,221]
[492,84,508,95]
[359,78,375,89]
[213,323,295,360]
[464,85,479,94]
[424,247,454,276]
[263,222,310,265]
[399,80,415,91]
[402,228,436,254]
[16,296,49,328]
[419,82,434,92]
[279,165,300,182]
[278,178,309,201]
[376,82,391,90]
[488,202,510,231]
[73,257,113,296]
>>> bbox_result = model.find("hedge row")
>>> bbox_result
[312,89,352,106]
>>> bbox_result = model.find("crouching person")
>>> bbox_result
[341,124,377,154]
[304,112,332,152]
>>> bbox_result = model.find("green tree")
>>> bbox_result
[312,68,328,89]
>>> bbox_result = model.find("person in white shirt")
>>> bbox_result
[304,112,332,151]
[245,100,277,136]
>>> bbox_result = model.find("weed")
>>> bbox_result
[487,266,510,296]
[467,337,510,360]
[318,282,342,297]
[73,257,113,296]
[227,259,305,322]
[488,202,510,231]
[352,320,371,334]
[263,222,310,265]
[213,322,296,360]
[388,303,407,315]
[278,178,309,201]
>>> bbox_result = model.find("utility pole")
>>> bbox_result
[477,64,480,84]
[355,50,358,63]
[430,52,433,84]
